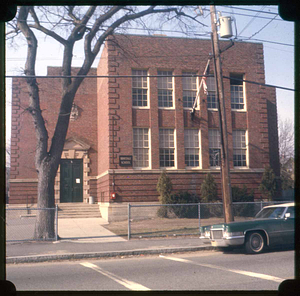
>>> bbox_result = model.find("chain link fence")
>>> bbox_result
[6,206,58,242]
[127,201,290,239]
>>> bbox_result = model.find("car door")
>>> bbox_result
[280,206,295,245]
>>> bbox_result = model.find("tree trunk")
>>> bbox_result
[34,159,57,240]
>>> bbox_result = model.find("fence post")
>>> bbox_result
[128,203,131,240]
[55,205,58,241]
[198,203,201,236]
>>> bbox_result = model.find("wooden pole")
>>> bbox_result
[210,5,234,223]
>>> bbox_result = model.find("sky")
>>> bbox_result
[5,5,295,146]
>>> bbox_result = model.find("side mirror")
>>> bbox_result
[285,213,291,219]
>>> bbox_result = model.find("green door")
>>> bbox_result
[60,159,83,203]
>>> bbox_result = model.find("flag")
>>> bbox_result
[201,61,210,95]
[202,75,208,95]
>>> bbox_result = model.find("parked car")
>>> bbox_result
[200,202,294,254]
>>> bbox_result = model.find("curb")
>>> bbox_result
[6,246,215,264]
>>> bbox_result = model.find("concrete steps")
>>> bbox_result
[58,203,101,219]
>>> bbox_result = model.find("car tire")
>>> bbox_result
[245,232,265,254]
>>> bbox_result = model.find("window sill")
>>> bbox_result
[231,109,247,112]
[132,106,150,110]
[158,107,175,110]
[183,107,200,111]
[233,166,248,169]
[185,167,202,170]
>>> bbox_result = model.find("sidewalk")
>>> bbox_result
[6,218,214,264]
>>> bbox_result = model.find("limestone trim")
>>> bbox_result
[10,179,38,183]
[55,138,91,204]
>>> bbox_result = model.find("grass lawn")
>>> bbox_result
[102,216,251,238]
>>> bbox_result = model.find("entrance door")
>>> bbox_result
[60,159,83,203]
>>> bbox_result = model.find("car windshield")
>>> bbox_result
[255,207,285,219]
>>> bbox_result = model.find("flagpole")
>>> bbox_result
[191,59,211,113]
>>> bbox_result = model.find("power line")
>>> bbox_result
[238,6,267,36]
[246,14,279,40]
[222,6,279,16]
[201,7,285,21]
[5,74,296,92]
[236,36,293,47]
[222,76,295,92]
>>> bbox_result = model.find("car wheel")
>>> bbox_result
[245,232,265,254]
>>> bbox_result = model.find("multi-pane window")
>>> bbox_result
[208,129,221,167]
[230,74,245,110]
[184,129,200,167]
[159,129,175,167]
[207,76,217,109]
[133,128,149,168]
[158,71,173,108]
[132,70,148,107]
[233,130,247,167]
[182,72,197,108]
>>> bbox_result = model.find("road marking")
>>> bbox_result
[159,255,284,283]
[80,262,150,291]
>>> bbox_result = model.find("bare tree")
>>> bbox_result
[278,118,294,189]
[6,6,204,239]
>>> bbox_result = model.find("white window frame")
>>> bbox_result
[208,129,221,168]
[159,128,176,168]
[182,72,199,110]
[206,76,218,110]
[233,130,248,168]
[184,129,201,168]
[132,69,149,108]
[157,70,174,109]
[133,128,150,169]
[230,73,246,111]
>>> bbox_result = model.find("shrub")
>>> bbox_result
[232,185,255,217]
[156,171,173,218]
[200,173,220,218]
[200,173,218,203]
[169,192,200,218]
[259,166,277,200]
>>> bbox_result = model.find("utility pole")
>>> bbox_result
[210,5,234,223]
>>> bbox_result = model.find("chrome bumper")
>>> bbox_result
[200,236,211,244]
[211,236,245,247]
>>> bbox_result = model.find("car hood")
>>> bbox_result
[209,218,280,231]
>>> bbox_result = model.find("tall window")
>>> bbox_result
[233,130,247,167]
[158,71,173,108]
[133,128,149,168]
[159,129,175,167]
[184,129,200,167]
[230,73,245,110]
[132,69,148,107]
[182,72,197,108]
[207,76,217,109]
[209,129,221,167]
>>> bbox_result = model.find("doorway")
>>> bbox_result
[60,159,83,203]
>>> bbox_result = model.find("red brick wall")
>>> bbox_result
[10,67,98,204]
[96,34,279,202]
[10,34,280,204]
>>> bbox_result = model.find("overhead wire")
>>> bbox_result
[222,6,279,16]
[238,6,266,36]
[4,74,296,92]
[246,14,279,40]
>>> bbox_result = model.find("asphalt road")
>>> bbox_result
[7,248,294,291]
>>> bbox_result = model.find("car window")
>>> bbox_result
[285,206,295,218]
[255,207,285,219]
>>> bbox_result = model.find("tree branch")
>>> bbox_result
[17,6,49,169]
[28,7,67,45]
